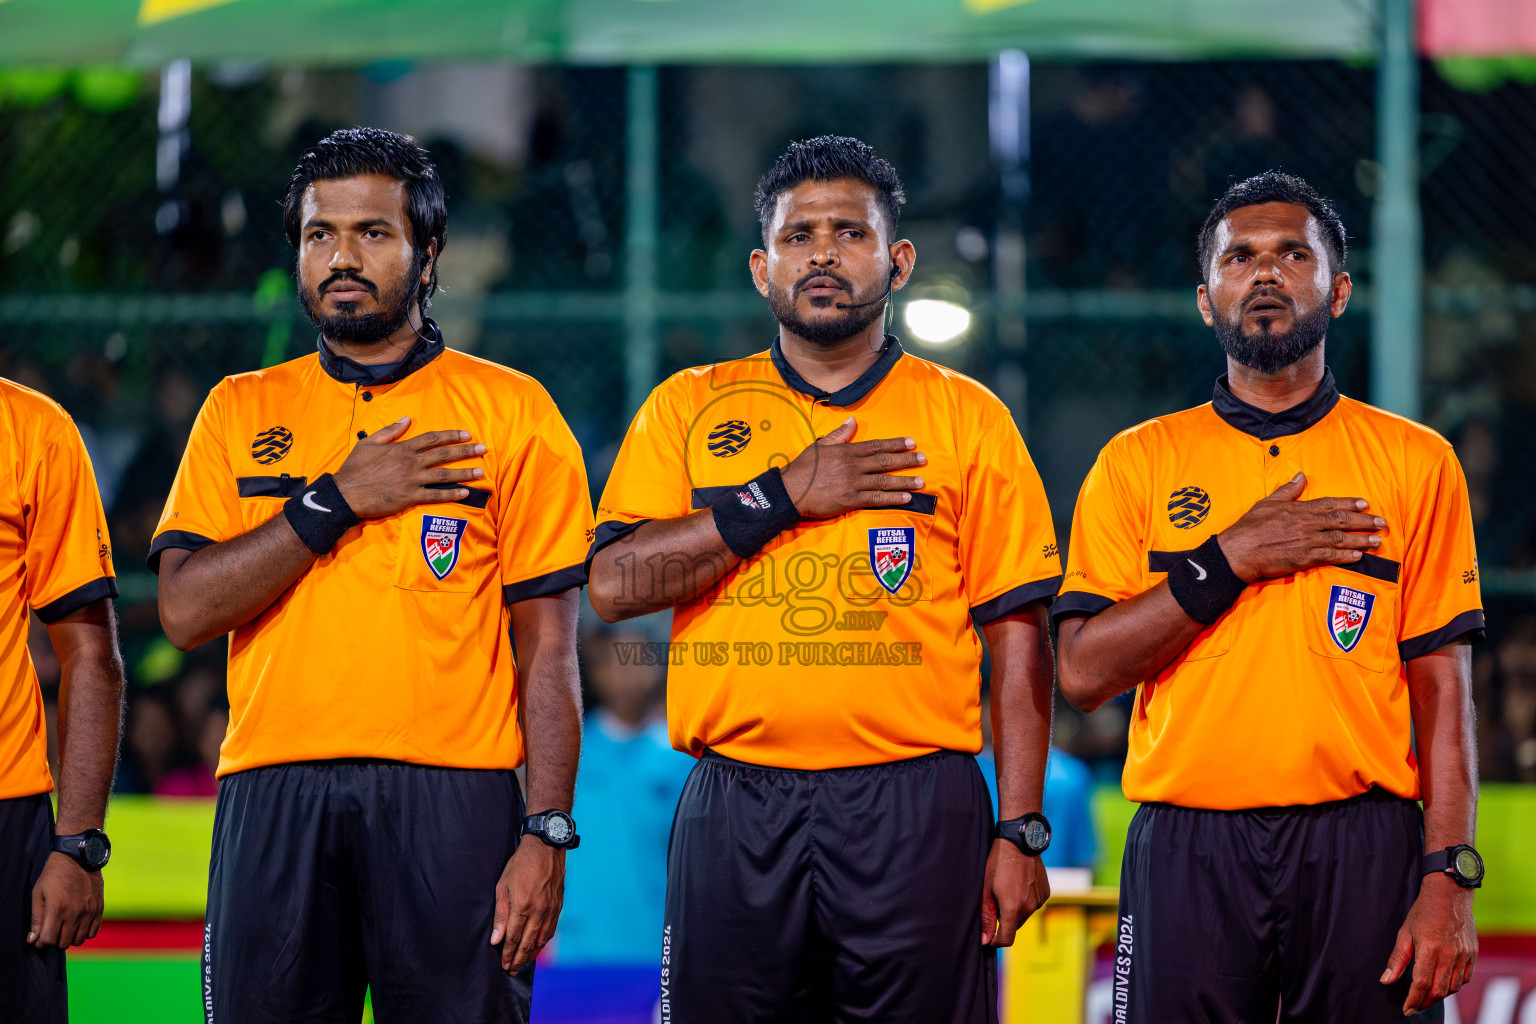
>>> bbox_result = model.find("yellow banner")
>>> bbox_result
[964,0,1041,13]
[139,0,242,26]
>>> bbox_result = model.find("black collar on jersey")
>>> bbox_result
[316,318,446,387]
[770,334,904,407]
[1212,367,1340,440]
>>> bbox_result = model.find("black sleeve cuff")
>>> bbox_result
[503,563,588,605]
[35,577,119,623]
[971,575,1063,626]
[1050,591,1117,627]
[147,530,216,573]
[584,519,652,573]
[1400,609,1486,662]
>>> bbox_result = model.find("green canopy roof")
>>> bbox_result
[1,0,1377,67]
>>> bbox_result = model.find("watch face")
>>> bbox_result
[545,815,573,845]
[1022,819,1051,852]
[1454,849,1481,880]
[82,834,109,868]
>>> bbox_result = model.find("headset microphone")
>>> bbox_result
[834,266,901,310]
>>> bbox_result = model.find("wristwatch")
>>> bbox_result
[53,829,111,872]
[995,813,1052,857]
[1422,844,1484,889]
[522,810,580,850]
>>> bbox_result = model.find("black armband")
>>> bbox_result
[710,467,800,560]
[1165,534,1246,626]
[282,473,361,555]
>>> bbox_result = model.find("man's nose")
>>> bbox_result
[328,239,362,271]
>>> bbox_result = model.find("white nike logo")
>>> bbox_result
[1187,559,1207,581]
[302,491,331,513]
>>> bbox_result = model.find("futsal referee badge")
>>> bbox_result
[869,527,915,595]
[421,516,468,581]
[1328,584,1375,653]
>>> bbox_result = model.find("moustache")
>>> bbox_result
[794,272,855,297]
[1242,289,1295,314]
[318,272,378,298]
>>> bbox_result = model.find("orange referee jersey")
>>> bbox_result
[150,328,593,777]
[591,337,1062,770]
[0,378,117,800]
[1056,370,1484,810]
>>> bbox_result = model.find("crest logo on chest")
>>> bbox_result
[1328,585,1375,653]
[421,516,468,581]
[707,420,752,457]
[868,527,915,595]
[250,426,293,465]
[1167,486,1211,529]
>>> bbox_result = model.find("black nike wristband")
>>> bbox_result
[710,467,800,560]
[283,473,361,555]
[1165,534,1247,626]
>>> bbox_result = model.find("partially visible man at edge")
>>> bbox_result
[1057,171,1482,1022]
[588,135,1062,1023]
[0,374,125,1023]
[151,128,591,1022]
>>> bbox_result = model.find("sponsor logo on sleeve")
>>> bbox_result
[421,515,469,580]
[1328,584,1375,653]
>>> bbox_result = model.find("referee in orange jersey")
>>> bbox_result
[0,378,125,1022]
[588,136,1062,1023]
[1057,172,1482,1022]
[152,129,592,1022]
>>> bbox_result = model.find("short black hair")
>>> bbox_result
[1197,170,1346,282]
[283,127,447,309]
[754,135,906,243]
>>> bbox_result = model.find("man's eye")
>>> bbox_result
[366,230,384,239]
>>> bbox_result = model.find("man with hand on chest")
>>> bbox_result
[1056,171,1483,1022]
[152,128,592,1023]
[588,135,1062,1024]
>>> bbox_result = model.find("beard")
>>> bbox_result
[1212,298,1330,375]
[299,256,421,345]
[767,271,888,346]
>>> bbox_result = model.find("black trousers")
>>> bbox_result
[0,794,65,1024]
[662,749,998,1024]
[1115,787,1444,1023]
[203,761,531,1024]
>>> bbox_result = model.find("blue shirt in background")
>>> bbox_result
[976,745,1098,869]
[555,713,694,964]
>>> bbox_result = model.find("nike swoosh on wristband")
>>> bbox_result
[1187,559,1207,581]
[302,491,332,513]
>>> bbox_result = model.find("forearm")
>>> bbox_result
[984,605,1053,819]
[512,592,582,813]
[1407,644,1477,852]
[589,511,741,621]
[1057,582,1204,711]
[157,514,318,649]
[49,604,126,834]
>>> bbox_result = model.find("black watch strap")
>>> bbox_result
[521,811,581,850]
[995,813,1052,857]
[1422,845,1483,888]
[52,829,111,872]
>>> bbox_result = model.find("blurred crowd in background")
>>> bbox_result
[6,56,1536,960]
